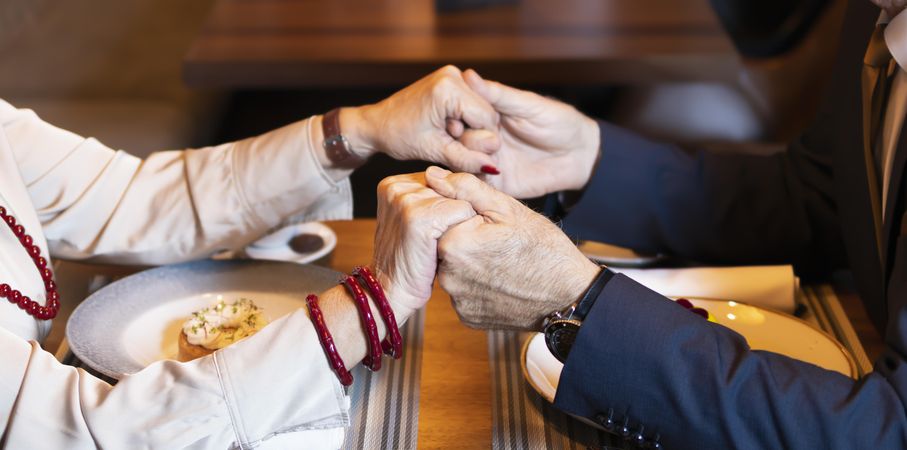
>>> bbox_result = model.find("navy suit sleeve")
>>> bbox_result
[562,121,846,275]
[553,274,907,450]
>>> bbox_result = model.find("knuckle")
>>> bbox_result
[377,176,400,196]
[431,76,455,97]
[452,305,482,329]
[384,184,404,201]
[399,201,421,223]
[439,64,461,77]
[438,237,454,259]
[377,177,392,192]
[448,172,479,189]
[449,295,469,313]
[398,190,423,207]
[453,198,475,213]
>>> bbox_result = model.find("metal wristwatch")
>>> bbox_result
[542,267,612,363]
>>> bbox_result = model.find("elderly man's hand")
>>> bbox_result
[447,69,601,199]
[372,172,477,317]
[425,166,601,330]
[342,66,502,173]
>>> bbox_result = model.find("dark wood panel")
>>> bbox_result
[184,0,739,87]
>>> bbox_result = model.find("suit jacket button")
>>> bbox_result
[648,433,662,449]
[632,425,646,446]
[595,409,615,431]
[618,417,631,437]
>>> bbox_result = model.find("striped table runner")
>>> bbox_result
[342,308,424,449]
[488,285,874,450]
[57,302,425,450]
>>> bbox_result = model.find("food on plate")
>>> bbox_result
[674,297,717,323]
[178,298,268,361]
[288,233,325,254]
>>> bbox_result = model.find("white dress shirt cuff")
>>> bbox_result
[230,117,353,230]
[215,309,350,448]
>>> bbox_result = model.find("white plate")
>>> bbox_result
[67,260,341,379]
[578,240,663,267]
[244,222,337,264]
[522,298,857,403]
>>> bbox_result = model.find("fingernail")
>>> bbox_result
[426,166,450,179]
[480,165,500,175]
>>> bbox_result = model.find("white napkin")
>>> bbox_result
[611,265,798,313]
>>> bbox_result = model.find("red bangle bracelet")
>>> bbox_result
[305,294,354,386]
[353,266,402,359]
[341,275,383,371]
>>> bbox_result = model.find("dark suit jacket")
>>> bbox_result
[553,1,907,448]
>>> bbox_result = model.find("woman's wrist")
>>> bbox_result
[309,107,380,180]
[315,273,414,370]
[374,269,417,322]
[339,106,381,160]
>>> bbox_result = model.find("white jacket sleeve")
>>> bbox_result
[0,310,350,449]
[0,99,355,448]
[1,99,352,264]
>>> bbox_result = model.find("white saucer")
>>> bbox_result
[244,222,337,264]
[522,298,857,403]
[578,240,663,267]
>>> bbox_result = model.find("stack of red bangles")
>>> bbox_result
[305,266,402,386]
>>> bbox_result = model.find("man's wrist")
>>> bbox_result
[568,257,606,307]
[570,117,602,191]
[545,256,604,316]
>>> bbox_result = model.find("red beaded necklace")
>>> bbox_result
[0,206,59,320]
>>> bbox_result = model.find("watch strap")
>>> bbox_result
[322,108,362,167]
[572,266,613,320]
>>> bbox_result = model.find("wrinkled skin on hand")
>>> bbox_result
[426,167,601,330]
[372,172,476,315]
[446,69,601,199]
[355,66,502,173]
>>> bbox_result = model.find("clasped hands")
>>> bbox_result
[366,65,604,329]
[346,65,600,198]
[373,167,601,330]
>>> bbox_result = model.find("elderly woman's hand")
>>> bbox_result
[372,172,477,318]
[341,66,502,173]
[424,167,601,330]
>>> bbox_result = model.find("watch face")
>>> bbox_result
[544,320,581,363]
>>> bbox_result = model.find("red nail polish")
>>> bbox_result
[480,165,500,175]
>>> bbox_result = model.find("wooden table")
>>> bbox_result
[183,0,739,88]
[322,219,491,448]
[313,219,890,448]
[323,219,888,448]
[50,219,490,448]
[50,218,885,449]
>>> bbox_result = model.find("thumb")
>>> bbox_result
[458,128,500,155]
[463,68,541,117]
[438,138,498,174]
[425,166,512,215]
